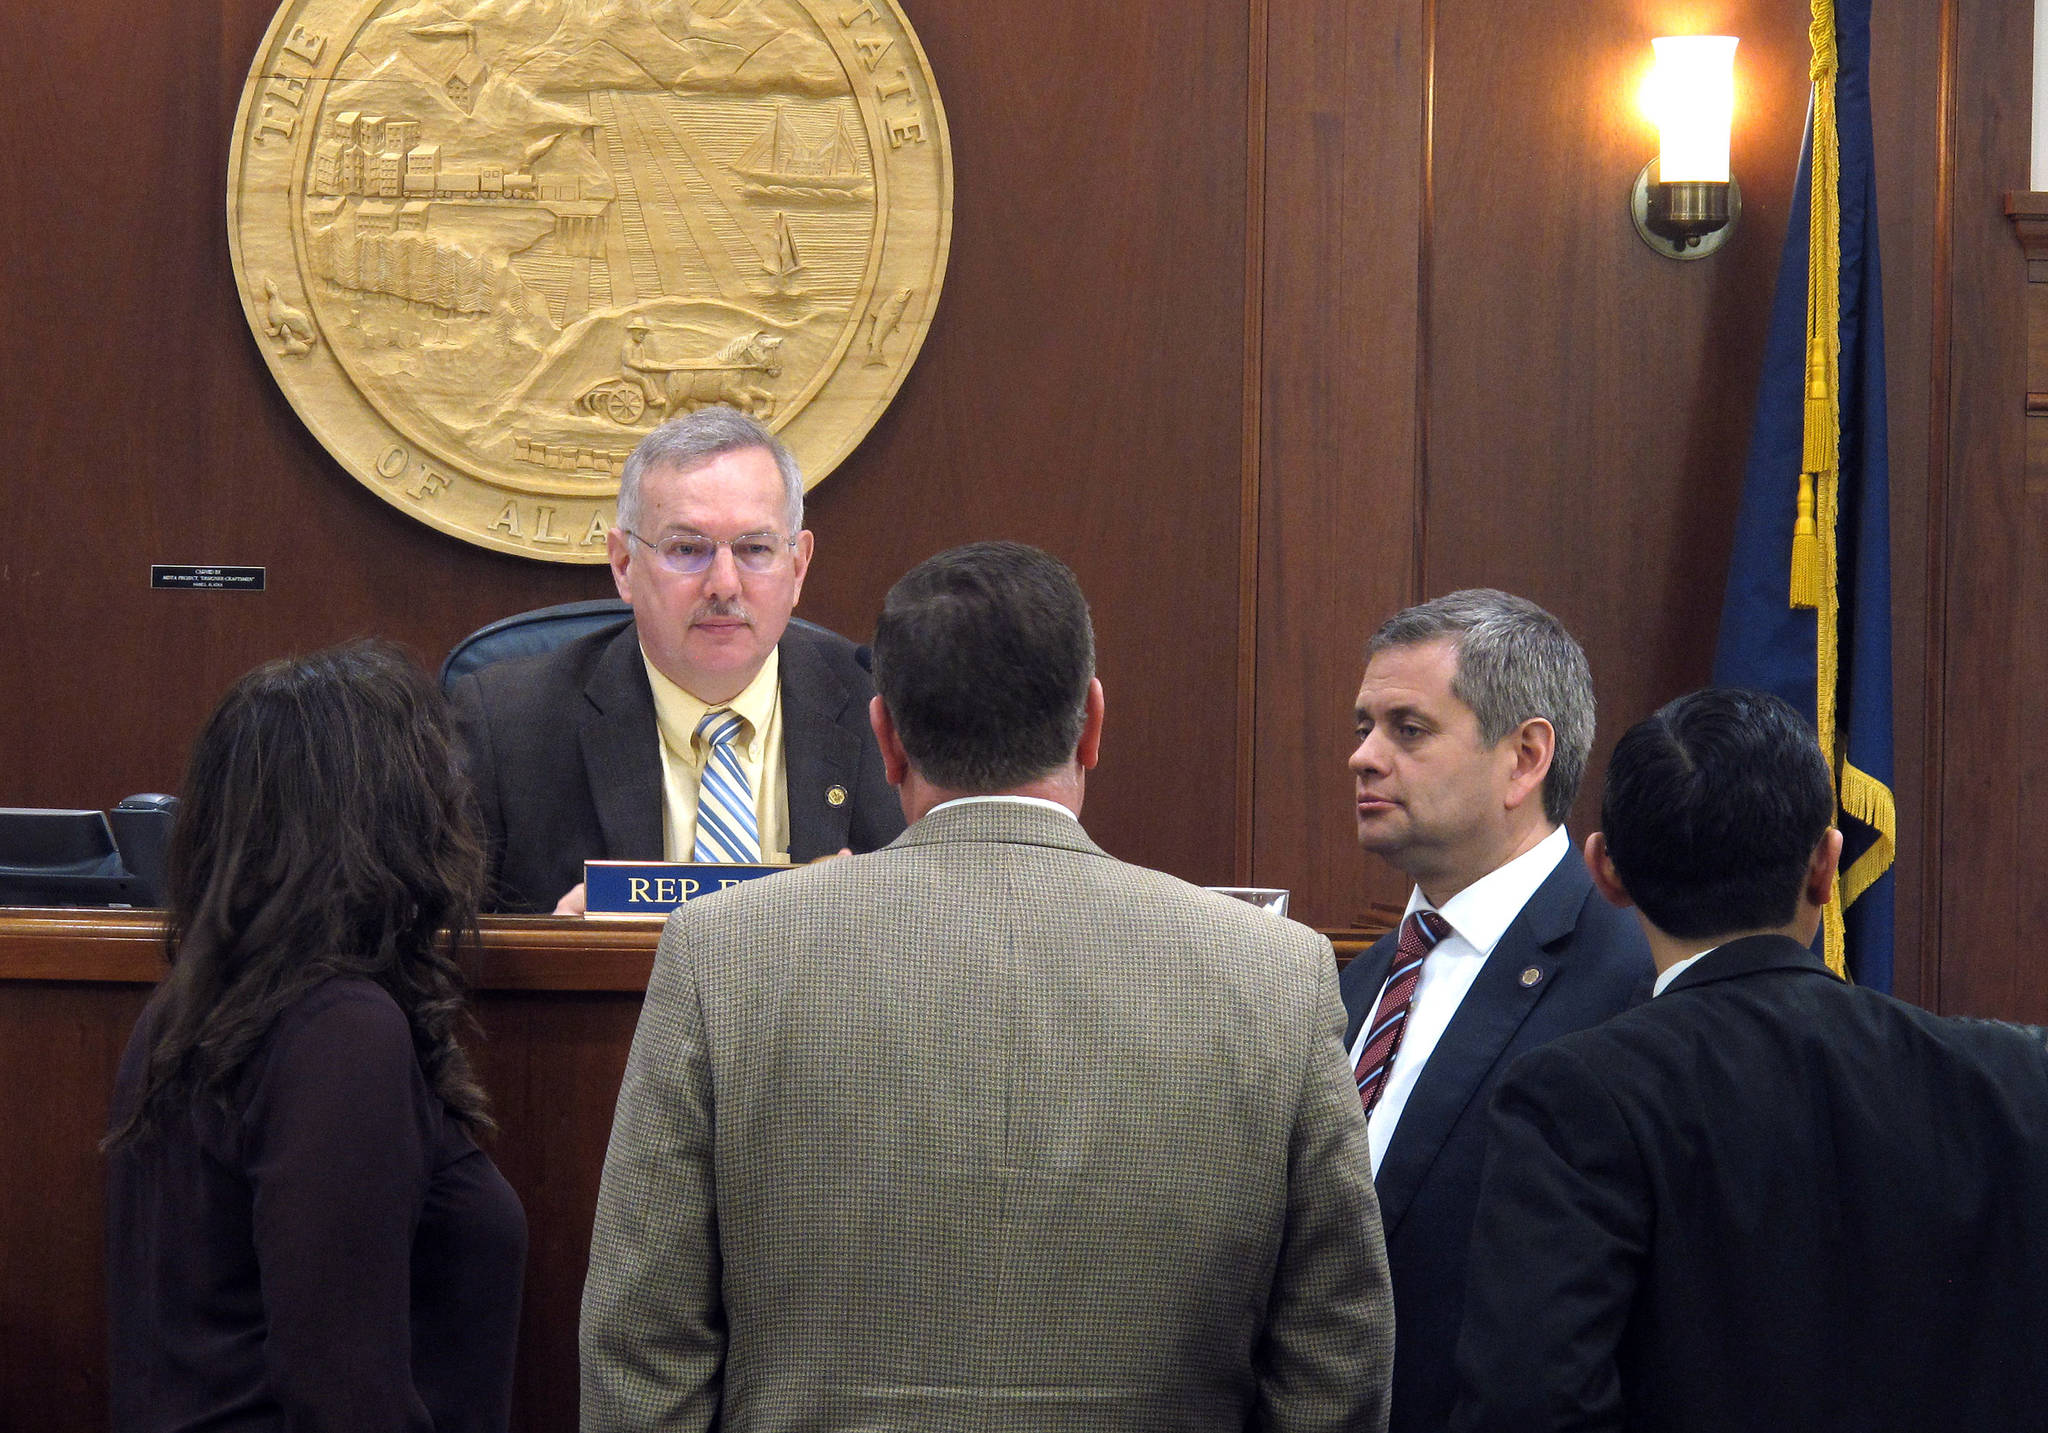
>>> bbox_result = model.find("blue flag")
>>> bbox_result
[1714,0,1895,990]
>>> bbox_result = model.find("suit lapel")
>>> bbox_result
[579,624,666,860]
[1373,848,1593,1236]
[778,626,861,861]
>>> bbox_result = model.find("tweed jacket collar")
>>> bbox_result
[891,797,1107,858]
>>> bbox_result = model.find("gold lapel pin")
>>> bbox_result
[826,784,848,807]
[1519,966,1544,988]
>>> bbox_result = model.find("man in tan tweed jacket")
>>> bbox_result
[581,541,1395,1432]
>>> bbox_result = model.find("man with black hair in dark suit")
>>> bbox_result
[450,406,901,914]
[1453,687,2048,1432]
[1340,589,1651,1433]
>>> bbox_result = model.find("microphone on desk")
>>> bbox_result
[109,796,178,906]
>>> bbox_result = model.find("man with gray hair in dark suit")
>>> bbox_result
[582,540,1394,1432]
[449,405,903,914]
[1340,589,1651,1433]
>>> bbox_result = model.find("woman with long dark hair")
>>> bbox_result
[104,640,525,1432]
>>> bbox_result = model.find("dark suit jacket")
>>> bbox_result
[1338,844,1650,1433]
[448,617,903,913]
[1453,934,2048,1432]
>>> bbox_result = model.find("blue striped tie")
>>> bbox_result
[692,709,760,863]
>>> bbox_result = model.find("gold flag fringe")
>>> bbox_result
[1794,0,1895,978]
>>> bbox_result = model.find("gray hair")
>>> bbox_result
[1367,589,1595,826]
[616,406,804,534]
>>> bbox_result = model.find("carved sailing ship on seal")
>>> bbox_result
[730,104,872,201]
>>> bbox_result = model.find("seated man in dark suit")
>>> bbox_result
[1454,688,2048,1432]
[449,406,902,913]
[1340,589,1650,1433]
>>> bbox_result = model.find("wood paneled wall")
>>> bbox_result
[0,0,1255,895]
[1253,0,1825,936]
[0,0,2039,1225]
[1868,0,1945,1011]
[1942,0,2048,1021]
[4,0,2046,1427]
[0,979,150,1420]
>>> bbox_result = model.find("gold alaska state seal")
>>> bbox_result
[229,0,951,562]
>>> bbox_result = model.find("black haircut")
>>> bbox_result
[1600,687,1835,940]
[871,542,1094,792]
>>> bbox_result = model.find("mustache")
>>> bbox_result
[692,599,752,624]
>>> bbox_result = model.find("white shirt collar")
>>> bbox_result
[1653,946,1718,996]
[1408,824,1571,957]
[926,794,1080,822]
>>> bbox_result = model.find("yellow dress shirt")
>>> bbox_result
[642,647,790,863]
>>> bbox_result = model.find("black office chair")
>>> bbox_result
[440,601,859,692]
[439,598,633,692]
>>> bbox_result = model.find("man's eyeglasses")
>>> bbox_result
[625,529,797,576]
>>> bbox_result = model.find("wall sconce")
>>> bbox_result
[1631,35,1741,260]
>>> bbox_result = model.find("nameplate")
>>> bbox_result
[151,564,267,591]
[584,860,786,917]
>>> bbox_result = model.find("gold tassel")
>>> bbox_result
[1789,471,1821,609]
[1802,337,1835,470]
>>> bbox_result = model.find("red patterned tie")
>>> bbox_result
[1354,909,1453,1117]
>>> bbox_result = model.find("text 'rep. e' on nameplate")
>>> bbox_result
[584,860,787,917]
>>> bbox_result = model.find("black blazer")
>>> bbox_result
[1338,844,1651,1433]
[448,617,904,913]
[1453,934,2048,1432]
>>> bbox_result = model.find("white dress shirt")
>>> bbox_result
[1652,947,1714,996]
[925,794,1079,821]
[1348,824,1571,1174]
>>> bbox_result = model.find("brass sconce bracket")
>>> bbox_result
[1631,161,1741,260]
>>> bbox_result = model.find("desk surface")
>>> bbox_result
[0,907,1375,986]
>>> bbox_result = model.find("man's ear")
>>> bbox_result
[1805,828,1844,911]
[788,528,814,605]
[1502,717,1557,814]
[607,526,634,604]
[868,695,910,787]
[1585,831,1634,909]
[1075,678,1105,771]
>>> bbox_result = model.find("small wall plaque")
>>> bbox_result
[151,565,267,591]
